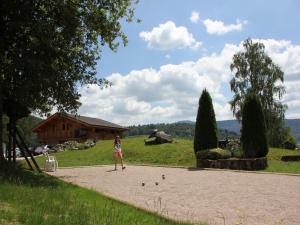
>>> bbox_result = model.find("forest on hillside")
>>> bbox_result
[124,122,239,140]
[2,115,43,147]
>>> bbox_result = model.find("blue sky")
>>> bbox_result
[79,0,300,125]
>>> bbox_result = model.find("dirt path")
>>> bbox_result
[50,165,300,225]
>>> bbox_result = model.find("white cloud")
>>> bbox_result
[78,39,300,125]
[139,21,202,50]
[79,47,237,125]
[254,39,300,77]
[190,11,200,23]
[203,19,248,35]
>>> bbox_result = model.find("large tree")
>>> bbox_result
[194,89,218,153]
[0,0,138,160]
[230,38,287,146]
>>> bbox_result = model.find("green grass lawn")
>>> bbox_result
[3,138,298,225]
[0,163,201,225]
[34,136,194,168]
[263,148,300,173]
[32,136,300,174]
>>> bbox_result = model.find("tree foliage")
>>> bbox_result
[241,94,268,158]
[0,0,138,159]
[194,89,218,153]
[230,38,288,146]
[1,115,42,147]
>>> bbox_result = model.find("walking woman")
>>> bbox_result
[114,136,125,170]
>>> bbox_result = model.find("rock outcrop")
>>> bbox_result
[144,129,173,145]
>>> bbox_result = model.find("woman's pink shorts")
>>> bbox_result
[114,150,123,158]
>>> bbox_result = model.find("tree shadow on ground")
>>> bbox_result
[186,167,205,171]
[0,161,61,188]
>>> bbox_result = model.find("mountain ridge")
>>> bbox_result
[175,119,300,142]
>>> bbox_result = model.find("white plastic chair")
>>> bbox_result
[43,151,58,172]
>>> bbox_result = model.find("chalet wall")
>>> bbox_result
[36,115,123,144]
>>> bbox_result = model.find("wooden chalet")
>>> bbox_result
[32,112,128,144]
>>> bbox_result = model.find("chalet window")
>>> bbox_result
[75,130,79,138]
[62,124,65,130]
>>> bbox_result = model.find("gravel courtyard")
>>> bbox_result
[51,165,300,225]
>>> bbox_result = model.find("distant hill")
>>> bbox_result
[217,120,240,134]
[176,119,300,142]
[175,120,241,132]
[175,120,194,124]
[217,119,300,142]
[285,119,300,142]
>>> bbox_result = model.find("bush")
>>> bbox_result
[241,94,268,158]
[194,89,218,153]
[76,143,89,150]
[232,148,242,158]
[225,138,241,152]
[197,148,231,160]
[283,134,297,150]
[64,141,79,150]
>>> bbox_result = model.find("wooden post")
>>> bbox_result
[15,138,33,171]
[15,127,41,172]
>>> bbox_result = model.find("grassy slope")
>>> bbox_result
[0,164,199,225]
[264,148,300,173]
[35,136,195,167]
[34,136,300,174]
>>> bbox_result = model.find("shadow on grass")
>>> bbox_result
[0,161,60,188]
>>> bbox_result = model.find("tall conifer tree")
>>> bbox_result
[241,93,268,158]
[194,89,218,153]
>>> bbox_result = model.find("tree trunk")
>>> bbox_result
[0,87,4,162]
[12,119,16,163]
[0,0,5,163]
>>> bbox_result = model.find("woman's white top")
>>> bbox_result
[114,143,121,151]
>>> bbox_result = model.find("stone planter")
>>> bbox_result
[197,157,268,170]
[281,155,300,162]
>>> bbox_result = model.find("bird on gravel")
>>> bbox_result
[142,182,145,186]
[162,174,165,180]
[155,182,159,186]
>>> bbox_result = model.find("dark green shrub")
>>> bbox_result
[241,93,268,158]
[197,148,231,160]
[232,149,242,158]
[283,134,297,150]
[194,89,218,153]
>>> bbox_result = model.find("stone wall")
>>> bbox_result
[281,155,300,161]
[197,157,268,170]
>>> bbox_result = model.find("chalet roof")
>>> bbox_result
[66,114,126,130]
[32,112,128,131]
